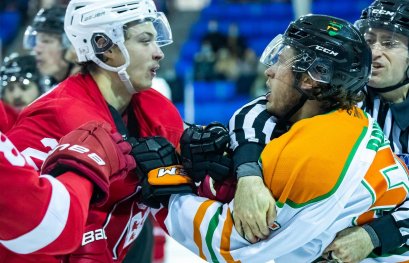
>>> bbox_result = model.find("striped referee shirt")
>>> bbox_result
[363,89,409,154]
[228,92,409,254]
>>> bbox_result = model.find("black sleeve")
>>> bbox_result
[368,203,408,254]
[228,96,279,174]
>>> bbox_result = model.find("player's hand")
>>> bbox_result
[197,175,237,203]
[323,226,374,263]
[42,121,136,205]
[180,122,232,182]
[233,176,276,243]
[129,136,193,208]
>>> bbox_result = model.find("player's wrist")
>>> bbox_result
[368,214,404,254]
[233,143,264,174]
[362,224,380,249]
[236,162,262,179]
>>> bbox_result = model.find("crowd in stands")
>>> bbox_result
[193,21,258,96]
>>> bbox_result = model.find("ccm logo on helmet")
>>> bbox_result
[372,9,395,16]
[315,45,339,56]
[50,144,106,165]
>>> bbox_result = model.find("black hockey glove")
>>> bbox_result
[129,136,193,208]
[180,122,233,183]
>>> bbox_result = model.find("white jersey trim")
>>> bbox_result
[0,174,70,254]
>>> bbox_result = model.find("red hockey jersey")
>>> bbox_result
[0,99,94,259]
[1,73,184,262]
[2,103,18,132]
[0,101,8,132]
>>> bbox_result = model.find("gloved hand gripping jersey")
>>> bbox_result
[129,136,193,208]
[180,122,233,183]
[42,121,136,205]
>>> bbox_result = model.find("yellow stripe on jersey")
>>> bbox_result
[220,208,240,263]
[261,108,369,207]
[193,200,215,260]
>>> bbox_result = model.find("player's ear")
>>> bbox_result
[299,74,314,91]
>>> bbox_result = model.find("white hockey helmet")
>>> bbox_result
[64,0,172,93]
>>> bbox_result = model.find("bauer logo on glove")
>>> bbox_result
[50,144,106,166]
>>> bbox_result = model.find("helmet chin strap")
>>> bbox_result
[90,42,137,95]
[117,69,136,95]
[368,77,409,94]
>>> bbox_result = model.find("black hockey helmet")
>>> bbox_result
[356,0,409,37]
[260,14,372,96]
[1,53,41,94]
[24,6,70,49]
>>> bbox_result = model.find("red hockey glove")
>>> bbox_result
[180,122,233,183]
[42,121,136,205]
[198,175,237,203]
[129,136,193,208]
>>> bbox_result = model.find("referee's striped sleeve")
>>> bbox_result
[369,200,409,254]
[361,89,409,253]
[228,96,277,172]
[392,201,409,246]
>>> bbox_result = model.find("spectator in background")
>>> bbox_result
[236,48,258,95]
[194,40,217,81]
[213,23,247,82]
[193,20,226,81]
[23,6,79,91]
[250,63,270,98]
[194,21,257,96]
[214,48,240,81]
[225,23,247,58]
[0,53,43,131]
[202,20,227,53]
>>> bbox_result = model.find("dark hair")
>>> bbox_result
[79,56,106,75]
[312,82,365,113]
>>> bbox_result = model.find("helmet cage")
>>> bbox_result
[260,34,334,85]
[65,0,172,64]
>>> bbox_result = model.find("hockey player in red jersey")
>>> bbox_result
[0,54,43,131]
[0,100,136,257]
[0,101,9,132]
[1,0,187,262]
